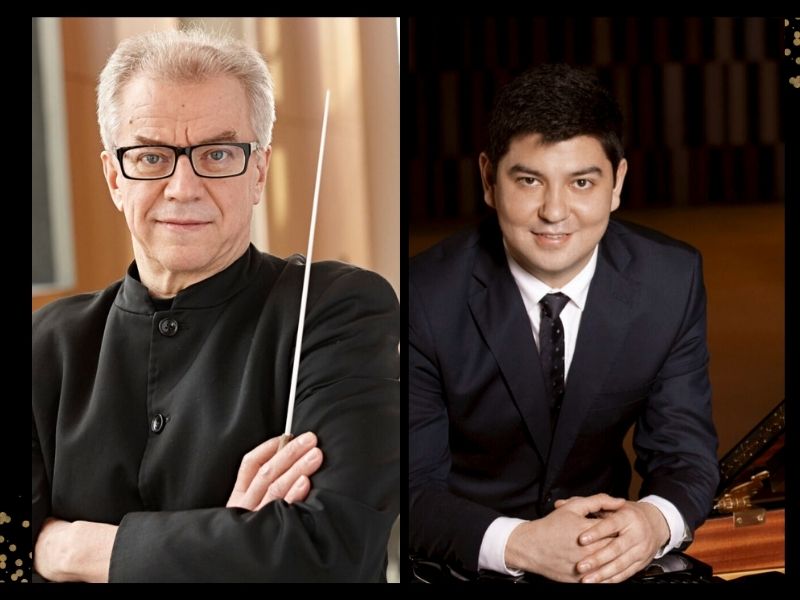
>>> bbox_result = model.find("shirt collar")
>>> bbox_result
[115,244,262,314]
[504,243,598,312]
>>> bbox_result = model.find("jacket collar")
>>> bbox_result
[115,244,262,314]
[468,217,554,464]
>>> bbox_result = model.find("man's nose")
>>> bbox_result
[164,156,204,199]
[538,186,569,222]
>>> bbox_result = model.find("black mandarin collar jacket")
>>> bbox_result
[32,245,399,582]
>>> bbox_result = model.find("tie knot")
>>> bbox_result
[540,292,570,319]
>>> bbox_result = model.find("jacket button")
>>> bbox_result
[158,318,179,337]
[151,413,166,434]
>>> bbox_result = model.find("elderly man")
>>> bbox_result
[32,29,398,582]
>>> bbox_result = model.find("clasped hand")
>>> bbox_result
[506,493,669,583]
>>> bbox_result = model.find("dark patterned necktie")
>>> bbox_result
[538,292,570,428]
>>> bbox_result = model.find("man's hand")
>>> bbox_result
[34,518,117,582]
[505,493,626,582]
[226,431,323,511]
[568,500,670,583]
[33,432,323,582]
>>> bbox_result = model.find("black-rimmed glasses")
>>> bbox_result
[115,142,259,180]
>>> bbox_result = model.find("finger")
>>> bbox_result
[555,496,580,508]
[241,432,318,509]
[582,536,615,556]
[577,538,629,581]
[560,493,626,517]
[282,475,310,505]
[555,495,604,512]
[581,549,645,584]
[578,513,625,545]
[229,437,282,496]
[597,561,646,584]
[258,446,324,508]
[555,495,582,507]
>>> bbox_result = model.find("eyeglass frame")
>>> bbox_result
[115,141,261,180]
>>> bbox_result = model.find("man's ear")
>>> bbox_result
[479,152,496,209]
[101,150,124,211]
[252,145,271,205]
[610,158,627,213]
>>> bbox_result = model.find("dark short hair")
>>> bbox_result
[486,64,624,175]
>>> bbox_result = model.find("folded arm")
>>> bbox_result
[33,268,399,582]
[34,432,324,582]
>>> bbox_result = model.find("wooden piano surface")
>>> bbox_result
[686,508,784,575]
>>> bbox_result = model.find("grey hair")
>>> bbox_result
[96,28,275,151]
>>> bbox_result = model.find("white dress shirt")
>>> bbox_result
[478,244,688,575]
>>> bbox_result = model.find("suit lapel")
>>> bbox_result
[545,227,640,489]
[468,226,552,464]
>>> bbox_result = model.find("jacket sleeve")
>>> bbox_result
[32,306,59,552]
[409,279,503,573]
[634,250,720,533]
[109,269,399,582]
[32,412,51,549]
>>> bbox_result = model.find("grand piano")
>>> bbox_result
[684,399,785,579]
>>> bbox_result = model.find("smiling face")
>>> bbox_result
[480,133,627,289]
[101,75,270,297]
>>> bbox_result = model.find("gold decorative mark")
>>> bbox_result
[789,17,800,87]
[0,511,30,584]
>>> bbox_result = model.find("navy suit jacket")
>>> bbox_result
[409,216,719,572]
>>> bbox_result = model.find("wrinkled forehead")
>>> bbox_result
[116,75,252,145]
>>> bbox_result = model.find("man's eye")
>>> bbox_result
[574,178,593,189]
[519,177,537,186]
[208,149,229,161]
